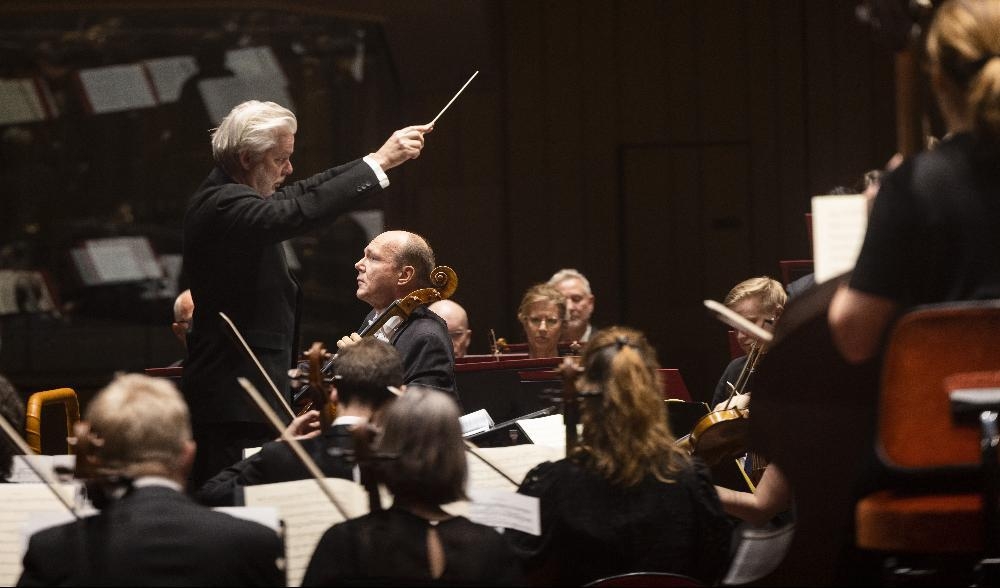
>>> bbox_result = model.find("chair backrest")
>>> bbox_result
[585,571,702,587]
[25,387,80,455]
[879,301,1000,470]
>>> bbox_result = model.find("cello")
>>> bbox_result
[293,265,459,411]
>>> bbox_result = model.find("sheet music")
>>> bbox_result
[83,237,163,283]
[466,445,563,490]
[811,194,869,284]
[198,76,294,126]
[77,64,158,114]
[243,477,370,587]
[0,483,78,586]
[142,55,198,103]
[460,409,494,436]
[0,78,48,125]
[8,455,74,484]
[516,413,573,449]
[466,490,540,536]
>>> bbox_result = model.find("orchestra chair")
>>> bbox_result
[853,301,1000,585]
[25,387,80,455]
[584,571,702,587]
[778,259,814,288]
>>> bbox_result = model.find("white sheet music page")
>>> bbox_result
[0,483,78,586]
[811,194,869,284]
[243,477,370,587]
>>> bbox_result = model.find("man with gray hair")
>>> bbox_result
[18,373,284,586]
[548,268,596,344]
[183,99,432,488]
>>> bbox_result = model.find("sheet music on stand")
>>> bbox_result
[811,193,869,284]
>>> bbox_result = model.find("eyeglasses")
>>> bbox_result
[527,317,561,327]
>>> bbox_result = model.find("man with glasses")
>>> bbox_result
[429,299,472,358]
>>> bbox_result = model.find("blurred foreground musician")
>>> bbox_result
[195,338,403,506]
[17,373,283,587]
[829,0,1000,361]
[506,326,732,585]
[302,386,522,586]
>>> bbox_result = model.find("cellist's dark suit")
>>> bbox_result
[183,162,382,488]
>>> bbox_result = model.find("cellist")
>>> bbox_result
[338,230,458,398]
[193,338,403,506]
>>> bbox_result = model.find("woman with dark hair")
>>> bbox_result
[506,326,732,585]
[301,386,522,586]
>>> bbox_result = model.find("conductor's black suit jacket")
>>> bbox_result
[17,485,284,587]
[183,162,381,425]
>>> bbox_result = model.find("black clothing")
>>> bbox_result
[364,306,457,396]
[301,506,523,586]
[851,132,1000,305]
[506,457,732,586]
[182,161,381,488]
[195,423,356,506]
[711,355,749,408]
[17,485,283,586]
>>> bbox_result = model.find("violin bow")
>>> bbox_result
[0,414,79,518]
[462,441,520,487]
[219,312,296,421]
[237,377,350,520]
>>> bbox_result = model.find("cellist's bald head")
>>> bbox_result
[355,230,436,311]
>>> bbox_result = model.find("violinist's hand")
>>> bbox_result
[369,124,433,171]
[284,410,322,440]
[337,332,363,350]
[714,393,751,413]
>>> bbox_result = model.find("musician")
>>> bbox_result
[829,0,1000,363]
[428,299,472,358]
[182,99,431,489]
[548,268,595,344]
[171,288,194,350]
[517,283,566,359]
[302,386,523,586]
[193,338,404,506]
[17,374,284,586]
[506,326,732,585]
[711,276,786,409]
[339,230,457,395]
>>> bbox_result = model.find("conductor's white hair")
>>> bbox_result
[211,100,297,175]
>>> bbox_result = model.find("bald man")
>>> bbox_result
[171,289,194,349]
[429,299,472,358]
[341,230,457,396]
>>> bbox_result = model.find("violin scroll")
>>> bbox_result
[429,265,458,300]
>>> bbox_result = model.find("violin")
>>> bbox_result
[679,341,762,467]
[290,342,337,427]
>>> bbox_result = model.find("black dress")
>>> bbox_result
[506,457,733,585]
[301,506,523,586]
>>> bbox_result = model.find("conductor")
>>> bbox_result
[182,99,431,488]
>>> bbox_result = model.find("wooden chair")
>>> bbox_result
[584,571,702,587]
[854,301,1000,583]
[25,387,80,455]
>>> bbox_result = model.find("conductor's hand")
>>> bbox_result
[369,124,433,171]
[337,332,363,350]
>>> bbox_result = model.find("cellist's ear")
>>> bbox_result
[396,265,415,286]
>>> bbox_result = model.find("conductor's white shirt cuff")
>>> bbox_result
[363,155,390,189]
